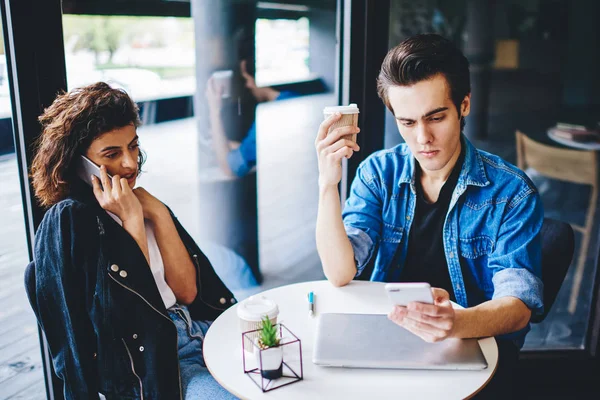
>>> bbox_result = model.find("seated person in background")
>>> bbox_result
[315,34,543,399]
[206,60,298,177]
[29,82,237,399]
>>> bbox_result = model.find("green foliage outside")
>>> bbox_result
[62,15,194,79]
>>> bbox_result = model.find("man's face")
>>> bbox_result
[387,74,470,175]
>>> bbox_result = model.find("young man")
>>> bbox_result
[315,34,543,396]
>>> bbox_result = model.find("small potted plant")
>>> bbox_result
[256,315,283,379]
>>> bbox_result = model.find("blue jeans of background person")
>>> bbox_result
[168,305,238,400]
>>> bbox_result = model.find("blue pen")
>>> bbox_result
[308,291,315,316]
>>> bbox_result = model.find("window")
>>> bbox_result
[63,15,195,101]
[0,17,46,400]
[255,17,310,86]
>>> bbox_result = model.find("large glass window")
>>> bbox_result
[0,20,46,400]
[255,17,310,86]
[61,1,338,298]
[63,15,195,102]
[4,1,339,397]
[384,0,600,351]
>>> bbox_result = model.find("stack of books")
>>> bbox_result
[548,123,600,143]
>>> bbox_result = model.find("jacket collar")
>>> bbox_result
[397,134,490,190]
[69,179,104,209]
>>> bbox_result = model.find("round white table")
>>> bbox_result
[203,281,498,400]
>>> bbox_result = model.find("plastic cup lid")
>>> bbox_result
[237,295,279,321]
[323,103,360,114]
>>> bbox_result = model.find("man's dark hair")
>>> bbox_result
[377,34,470,130]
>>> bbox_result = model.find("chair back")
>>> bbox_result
[533,218,575,323]
[516,130,597,186]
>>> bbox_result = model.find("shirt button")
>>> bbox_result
[456,284,460,291]
[110,264,119,272]
[449,253,454,258]
[219,298,226,305]
[406,215,411,220]
[139,346,144,352]
[92,352,97,359]
[230,298,236,304]
[119,270,128,278]
[133,334,138,339]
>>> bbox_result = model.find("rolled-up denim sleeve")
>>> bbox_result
[342,163,383,277]
[227,148,252,177]
[227,123,257,177]
[489,188,544,317]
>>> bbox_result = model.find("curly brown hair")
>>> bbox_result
[31,82,144,207]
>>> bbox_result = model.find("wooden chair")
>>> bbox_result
[516,130,598,314]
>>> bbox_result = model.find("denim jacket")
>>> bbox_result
[343,135,544,346]
[29,182,235,399]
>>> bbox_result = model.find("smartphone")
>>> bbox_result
[211,70,233,98]
[76,155,111,188]
[385,282,434,306]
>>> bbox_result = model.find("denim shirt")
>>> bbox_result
[342,135,544,346]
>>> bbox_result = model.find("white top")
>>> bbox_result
[323,103,360,114]
[203,280,498,400]
[106,211,177,309]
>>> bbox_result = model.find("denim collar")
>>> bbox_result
[69,179,102,207]
[397,134,490,191]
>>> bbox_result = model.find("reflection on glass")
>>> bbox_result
[386,0,600,351]
[60,0,338,300]
[205,59,300,178]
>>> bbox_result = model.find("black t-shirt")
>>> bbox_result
[399,150,465,302]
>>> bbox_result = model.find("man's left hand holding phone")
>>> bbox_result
[386,284,456,344]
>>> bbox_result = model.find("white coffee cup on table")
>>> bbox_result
[237,295,279,351]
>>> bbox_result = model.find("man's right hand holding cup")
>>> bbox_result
[315,112,361,188]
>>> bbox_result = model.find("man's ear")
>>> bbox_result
[461,93,471,117]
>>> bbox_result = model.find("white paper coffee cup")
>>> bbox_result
[237,295,279,351]
[323,104,360,142]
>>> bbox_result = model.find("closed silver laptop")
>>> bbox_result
[313,313,488,370]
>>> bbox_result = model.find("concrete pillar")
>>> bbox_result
[463,0,495,140]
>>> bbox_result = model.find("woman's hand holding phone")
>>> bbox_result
[92,165,150,264]
[91,165,143,224]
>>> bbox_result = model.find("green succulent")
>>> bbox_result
[258,315,280,348]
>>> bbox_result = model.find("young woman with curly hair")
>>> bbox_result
[28,82,238,399]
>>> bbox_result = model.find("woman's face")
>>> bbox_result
[85,124,140,189]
